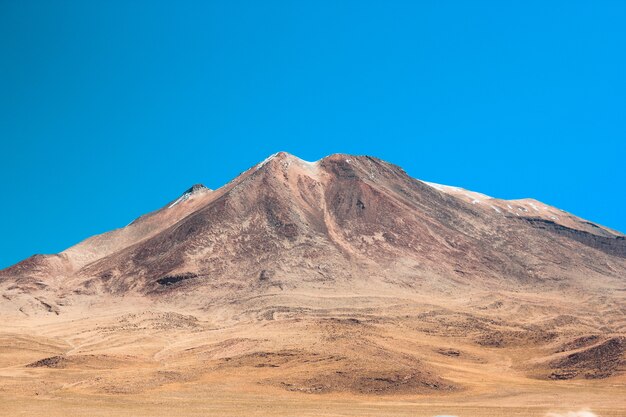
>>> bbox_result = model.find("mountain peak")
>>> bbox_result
[185,184,209,194]
[255,152,379,169]
[168,184,210,209]
[253,152,318,172]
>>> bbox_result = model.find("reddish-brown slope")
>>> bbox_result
[1,152,625,303]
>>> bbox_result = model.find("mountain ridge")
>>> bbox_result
[3,151,622,275]
[1,152,624,302]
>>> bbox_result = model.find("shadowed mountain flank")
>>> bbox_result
[3,152,622,296]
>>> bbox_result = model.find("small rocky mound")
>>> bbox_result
[26,355,67,368]
[25,354,136,370]
[555,335,601,353]
[548,337,626,380]
[280,368,457,395]
[108,311,201,331]
[476,329,557,348]
[219,345,458,395]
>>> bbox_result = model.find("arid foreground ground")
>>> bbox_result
[1,289,625,417]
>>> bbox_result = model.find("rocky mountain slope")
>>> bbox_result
[2,152,624,304]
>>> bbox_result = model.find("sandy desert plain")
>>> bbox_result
[1,293,625,417]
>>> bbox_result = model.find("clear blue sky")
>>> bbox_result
[1,1,625,269]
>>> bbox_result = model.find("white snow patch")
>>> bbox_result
[168,192,191,209]
[423,182,461,192]
[256,152,280,170]
[529,203,540,212]
[423,182,492,203]
[466,191,491,201]
[426,182,445,191]
[491,205,501,213]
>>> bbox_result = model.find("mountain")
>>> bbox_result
[1,152,625,416]
[3,152,624,301]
